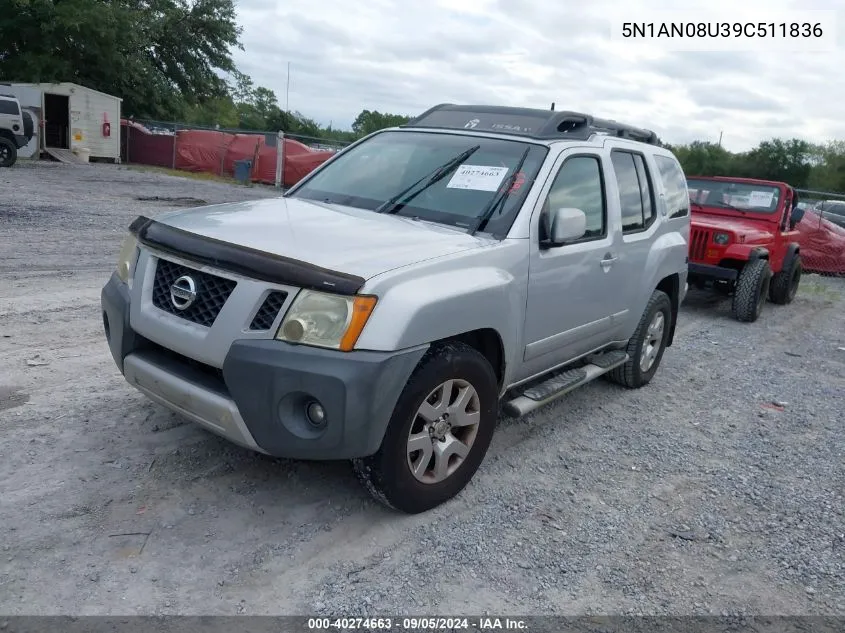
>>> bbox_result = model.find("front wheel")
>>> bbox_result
[732,259,772,322]
[769,254,802,305]
[0,138,17,168]
[352,341,499,514]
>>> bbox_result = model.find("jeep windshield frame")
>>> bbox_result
[687,178,783,218]
[288,130,549,238]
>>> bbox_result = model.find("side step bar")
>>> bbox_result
[502,350,629,417]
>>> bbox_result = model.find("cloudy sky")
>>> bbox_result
[232,0,844,152]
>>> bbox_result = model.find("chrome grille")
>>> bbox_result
[151,259,236,327]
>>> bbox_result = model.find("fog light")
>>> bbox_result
[305,401,326,427]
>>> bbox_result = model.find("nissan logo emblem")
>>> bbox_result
[170,275,197,310]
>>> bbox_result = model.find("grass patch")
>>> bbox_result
[799,274,843,301]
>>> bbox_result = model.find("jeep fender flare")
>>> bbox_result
[781,243,800,270]
[747,247,769,263]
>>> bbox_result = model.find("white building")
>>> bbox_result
[0,82,122,162]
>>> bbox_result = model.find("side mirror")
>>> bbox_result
[789,206,805,228]
[546,207,587,246]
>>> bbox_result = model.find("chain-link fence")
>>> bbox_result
[120,118,352,189]
[792,188,845,277]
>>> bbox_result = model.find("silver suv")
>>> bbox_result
[0,94,33,167]
[101,104,690,513]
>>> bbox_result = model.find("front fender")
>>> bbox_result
[722,244,769,261]
[354,265,521,368]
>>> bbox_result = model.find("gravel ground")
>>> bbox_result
[1,161,843,617]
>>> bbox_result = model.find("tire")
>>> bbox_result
[352,341,499,514]
[0,137,16,168]
[769,254,802,305]
[607,290,672,389]
[731,259,772,322]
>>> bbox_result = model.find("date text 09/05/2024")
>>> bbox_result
[307,617,528,630]
[620,22,824,38]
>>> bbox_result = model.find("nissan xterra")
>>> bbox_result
[102,104,690,513]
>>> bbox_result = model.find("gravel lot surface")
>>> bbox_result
[1,162,843,617]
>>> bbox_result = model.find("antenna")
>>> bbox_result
[285,62,291,112]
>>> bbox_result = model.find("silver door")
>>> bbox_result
[519,148,628,380]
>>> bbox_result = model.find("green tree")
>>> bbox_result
[807,141,845,193]
[672,141,734,177]
[0,0,243,120]
[351,109,411,136]
[736,138,813,187]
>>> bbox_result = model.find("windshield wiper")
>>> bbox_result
[375,145,481,214]
[717,202,748,214]
[468,147,530,236]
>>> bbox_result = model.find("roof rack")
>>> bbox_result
[401,104,660,145]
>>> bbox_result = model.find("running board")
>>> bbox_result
[502,350,628,417]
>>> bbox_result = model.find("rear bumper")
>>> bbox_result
[688,262,738,281]
[101,272,428,459]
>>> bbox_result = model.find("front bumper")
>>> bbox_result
[101,272,427,459]
[688,262,738,281]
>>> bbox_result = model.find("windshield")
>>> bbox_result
[289,130,548,235]
[686,179,781,214]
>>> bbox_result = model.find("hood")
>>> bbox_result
[691,211,776,243]
[154,196,493,280]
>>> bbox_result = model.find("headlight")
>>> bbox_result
[116,233,139,283]
[275,289,377,351]
[713,232,730,245]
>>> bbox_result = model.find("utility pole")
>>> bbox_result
[285,62,291,113]
[718,130,723,147]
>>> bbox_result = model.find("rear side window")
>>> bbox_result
[654,155,689,219]
[0,99,20,115]
[611,150,656,233]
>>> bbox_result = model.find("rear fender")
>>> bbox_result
[780,242,800,271]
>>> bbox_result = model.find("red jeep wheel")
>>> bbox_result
[731,259,772,322]
[769,255,802,305]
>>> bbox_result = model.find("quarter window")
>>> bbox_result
[611,150,656,232]
[543,155,606,241]
[0,100,20,115]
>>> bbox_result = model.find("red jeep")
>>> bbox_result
[686,176,805,322]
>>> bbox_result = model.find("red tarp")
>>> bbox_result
[121,120,335,187]
[794,210,845,275]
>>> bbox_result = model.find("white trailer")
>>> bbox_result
[0,82,122,162]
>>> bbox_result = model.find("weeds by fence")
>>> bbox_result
[120,118,353,188]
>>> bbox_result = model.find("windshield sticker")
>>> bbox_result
[447,165,510,192]
[748,190,775,207]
